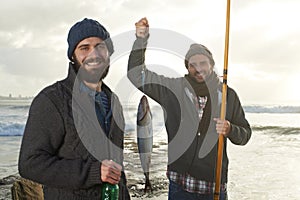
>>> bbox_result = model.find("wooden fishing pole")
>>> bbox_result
[214,0,231,199]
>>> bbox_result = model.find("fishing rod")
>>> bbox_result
[214,0,231,199]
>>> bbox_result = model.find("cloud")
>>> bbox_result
[221,0,300,76]
[0,0,299,104]
[0,46,64,76]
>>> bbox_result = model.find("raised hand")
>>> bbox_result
[135,17,149,38]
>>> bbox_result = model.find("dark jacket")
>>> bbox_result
[19,64,130,200]
[127,37,251,184]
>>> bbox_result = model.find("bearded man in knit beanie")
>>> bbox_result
[19,18,131,200]
[128,17,251,200]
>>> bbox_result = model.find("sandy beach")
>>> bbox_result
[1,125,300,199]
[124,132,169,199]
[1,103,300,199]
[0,134,170,200]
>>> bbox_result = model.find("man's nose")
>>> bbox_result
[88,47,101,58]
[192,65,204,73]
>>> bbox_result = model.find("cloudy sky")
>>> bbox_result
[0,0,299,105]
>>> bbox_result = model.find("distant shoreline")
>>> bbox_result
[0,96,33,101]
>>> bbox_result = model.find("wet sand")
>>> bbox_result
[1,127,300,199]
[0,134,170,200]
[124,132,169,199]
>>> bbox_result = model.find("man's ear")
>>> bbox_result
[71,54,76,63]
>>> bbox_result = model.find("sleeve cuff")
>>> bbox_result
[86,161,102,185]
[132,34,149,50]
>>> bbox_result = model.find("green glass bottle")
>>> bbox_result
[101,183,119,200]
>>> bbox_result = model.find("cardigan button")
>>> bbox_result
[197,132,201,136]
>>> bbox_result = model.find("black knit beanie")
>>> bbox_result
[67,18,114,61]
[184,43,215,69]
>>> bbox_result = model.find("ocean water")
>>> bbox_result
[0,99,300,199]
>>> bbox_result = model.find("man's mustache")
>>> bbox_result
[196,70,207,76]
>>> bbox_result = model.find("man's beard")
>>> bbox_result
[73,56,110,84]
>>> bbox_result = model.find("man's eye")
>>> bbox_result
[96,44,106,49]
[80,47,89,51]
[200,61,209,66]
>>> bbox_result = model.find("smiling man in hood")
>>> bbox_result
[19,18,131,200]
